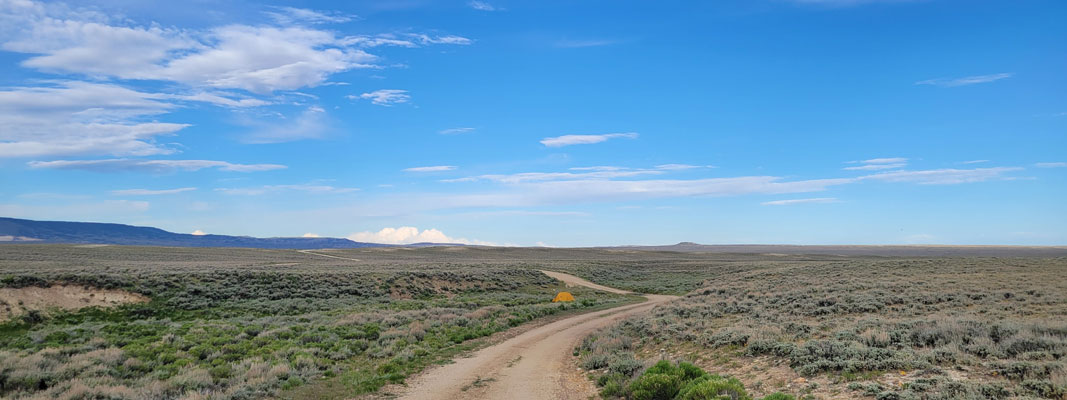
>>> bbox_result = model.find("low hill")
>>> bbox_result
[0,217,387,249]
[609,242,1067,257]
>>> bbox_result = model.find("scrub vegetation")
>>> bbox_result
[3,245,1064,399]
[573,257,1067,399]
[0,245,634,399]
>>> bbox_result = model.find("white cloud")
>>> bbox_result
[570,166,625,171]
[430,165,1022,208]
[762,197,839,206]
[190,229,206,236]
[241,106,329,144]
[540,132,638,147]
[655,164,704,171]
[302,233,321,238]
[347,227,494,245]
[859,167,1021,185]
[0,1,472,156]
[452,165,709,184]
[407,33,472,46]
[459,169,663,184]
[215,184,359,196]
[404,165,456,172]
[27,159,286,173]
[355,89,410,106]
[555,39,616,48]
[844,157,908,171]
[1,3,468,94]
[110,187,197,196]
[468,1,498,11]
[1035,162,1067,168]
[265,7,356,25]
[916,73,1013,87]
[439,127,475,135]
[172,92,272,108]
[0,81,188,158]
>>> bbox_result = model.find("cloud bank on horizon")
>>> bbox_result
[0,0,1064,246]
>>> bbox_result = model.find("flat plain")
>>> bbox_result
[1,244,1065,400]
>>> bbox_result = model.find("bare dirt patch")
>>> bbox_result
[0,285,149,321]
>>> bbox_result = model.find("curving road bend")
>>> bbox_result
[395,270,678,400]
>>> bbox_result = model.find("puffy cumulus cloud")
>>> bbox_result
[302,233,321,238]
[27,159,286,173]
[160,25,376,94]
[0,0,471,158]
[347,227,495,245]
[190,229,206,236]
[0,6,378,93]
[540,133,638,147]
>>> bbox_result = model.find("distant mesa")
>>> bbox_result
[0,217,462,250]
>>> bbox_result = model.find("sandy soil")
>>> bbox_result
[0,285,149,321]
[393,270,677,400]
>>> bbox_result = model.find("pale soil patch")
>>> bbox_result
[0,285,149,321]
[389,271,676,400]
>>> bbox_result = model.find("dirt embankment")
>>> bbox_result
[393,270,677,400]
[0,285,149,321]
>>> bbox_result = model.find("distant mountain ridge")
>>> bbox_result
[0,217,396,249]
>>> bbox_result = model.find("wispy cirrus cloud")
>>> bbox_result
[859,167,1022,185]
[468,1,499,11]
[439,127,475,135]
[215,184,359,196]
[916,73,1013,87]
[354,89,411,106]
[844,157,908,171]
[540,133,638,147]
[240,106,330,144]
[1035,162,1066,168]
[655,164,709,171]
[439,127,478,135]
[404,165,457,172]
[762,197,839,206]
[265,6,356,25]
[555,39,617,48]
[27,159,286,173]
[110,187,197,196]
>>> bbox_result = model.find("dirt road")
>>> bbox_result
[395,270,677,400]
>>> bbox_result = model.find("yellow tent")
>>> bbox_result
[552,292,575,302]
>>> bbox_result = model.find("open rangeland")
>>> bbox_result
[1,244,1065,399]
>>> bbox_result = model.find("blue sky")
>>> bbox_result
[1,0,1065,246]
